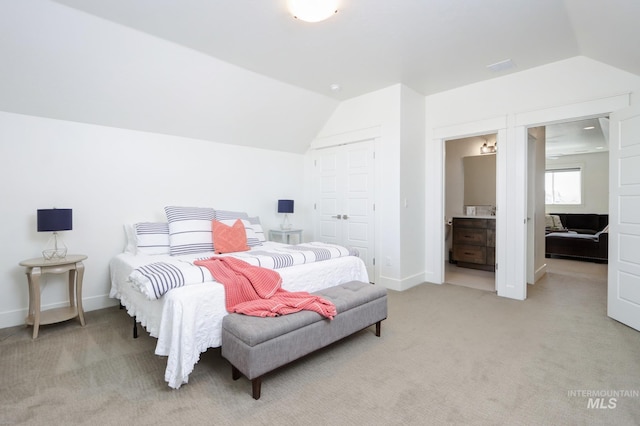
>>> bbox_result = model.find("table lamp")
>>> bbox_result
[37,208,72,260]
[277,200,294,230]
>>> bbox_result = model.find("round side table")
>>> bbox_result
[19,254,87,339]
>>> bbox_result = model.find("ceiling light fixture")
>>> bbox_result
[287,0,338,23]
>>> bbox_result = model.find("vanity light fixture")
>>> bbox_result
[480,139,497,155]
[287,0,339,22]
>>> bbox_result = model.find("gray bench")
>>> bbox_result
[221,281,388,399]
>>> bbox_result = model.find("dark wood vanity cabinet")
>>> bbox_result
[452,218,495,271]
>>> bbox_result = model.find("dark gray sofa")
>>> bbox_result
[545,213,608,263]
[548,213,608,235]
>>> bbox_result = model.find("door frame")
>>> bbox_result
[433,116,508,293]
[516,94,630,299]
[430,93,630,301]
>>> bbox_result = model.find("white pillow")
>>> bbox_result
[134,222,170,255]
[165,206,215,256]
[553,215,564,229]
[248,216,266,242]
[123,224,136,254]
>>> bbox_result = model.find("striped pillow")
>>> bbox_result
[214,209,250,221]
[134,222,170,255]
[165,206,215,256]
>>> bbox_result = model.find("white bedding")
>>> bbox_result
[109,242,369,389]
[128,241,358,299]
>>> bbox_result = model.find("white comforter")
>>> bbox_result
[109,243,369,389]
[128,242,357,300]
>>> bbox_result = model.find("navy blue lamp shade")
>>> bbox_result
[37,209,73,232]
[277,200,294,214]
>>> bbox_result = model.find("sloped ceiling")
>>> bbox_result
[51,0,640,99]
[1,0,639,153]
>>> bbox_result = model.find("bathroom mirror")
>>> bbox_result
[463,154,496,207]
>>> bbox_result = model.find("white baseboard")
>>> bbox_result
[377,272,426,291]
[0,294,118,330]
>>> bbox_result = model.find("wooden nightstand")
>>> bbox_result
[268,229,303,244]
[19,254,87,338]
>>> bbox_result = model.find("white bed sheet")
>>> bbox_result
[109,246,369,389]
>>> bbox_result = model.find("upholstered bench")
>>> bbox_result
[221,281,388,399]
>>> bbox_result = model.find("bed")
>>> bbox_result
[109,206,369,389]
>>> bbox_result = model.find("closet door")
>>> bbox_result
[313,141,375,281]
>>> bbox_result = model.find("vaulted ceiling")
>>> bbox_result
[53,0,640,100]
[1,1,639,153]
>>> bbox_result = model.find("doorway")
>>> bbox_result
[444,134,497,292]
[526,116,610,285]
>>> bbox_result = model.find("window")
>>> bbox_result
[545,168,582,205]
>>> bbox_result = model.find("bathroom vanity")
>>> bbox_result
[451,216,495,272]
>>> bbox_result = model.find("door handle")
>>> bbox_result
[332,214,342,219]
[342,215,348,220]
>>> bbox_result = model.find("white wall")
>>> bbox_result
[527,127,547,284]
[312,85,404,289]
[399,85,426,287]
[310,84,427,291]
[0,111,306,328]
[425,56,640,299]
[0,0,337,154]
[545,151,609,214]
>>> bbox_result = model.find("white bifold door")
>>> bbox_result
[608,103,640,332]
[312,140,375,282]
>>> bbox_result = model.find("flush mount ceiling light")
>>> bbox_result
[287,0,339,23]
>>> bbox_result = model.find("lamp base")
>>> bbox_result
[42,232,68,260]
[42,248,68,261]
[280,214,292,230]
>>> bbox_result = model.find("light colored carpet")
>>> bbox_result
[1,259,638,425]
[445,262,495,292]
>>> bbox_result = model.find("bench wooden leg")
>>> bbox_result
[375,320,381,337]
[231,365,241,381]
[231,364,262,399]
[252,377,262,400]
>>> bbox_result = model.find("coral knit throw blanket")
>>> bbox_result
[194,257,336,319]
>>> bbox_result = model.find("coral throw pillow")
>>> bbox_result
[213,219,250,254]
